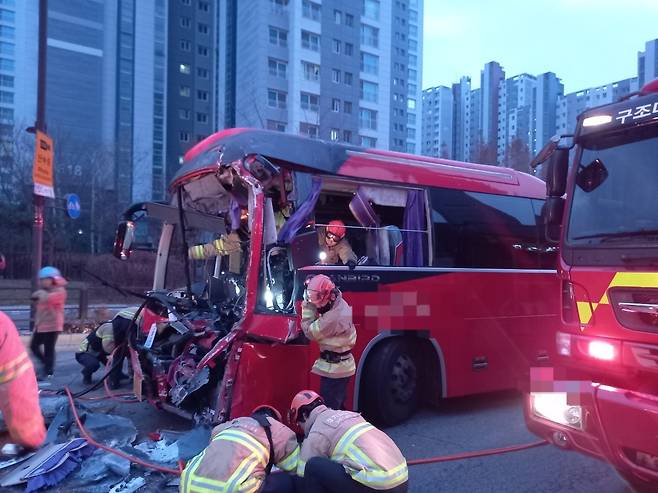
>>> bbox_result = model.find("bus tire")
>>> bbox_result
[361,338,419,426]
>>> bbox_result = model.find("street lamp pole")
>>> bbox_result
[31,0,48,329]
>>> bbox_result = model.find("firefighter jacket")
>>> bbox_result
[298,405,408,490]
[0,311,46,449]
[318,227,357,266]
[188,232,242,274]
[32,280,67,333]
[180,416,300,493]
[301,294,356,378]
[78,322,115,358]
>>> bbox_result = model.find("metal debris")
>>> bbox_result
[109,476,146,493]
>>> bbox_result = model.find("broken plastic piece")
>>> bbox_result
[109,476,146,493]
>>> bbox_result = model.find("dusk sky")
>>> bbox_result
[422,0,658,93]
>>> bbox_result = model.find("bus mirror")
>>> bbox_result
[530,136,559,168]
[113,221,135,260]
[546,149,569,197]
[289,230,320,269]
[542,197,564,244]
[576,158,608,193]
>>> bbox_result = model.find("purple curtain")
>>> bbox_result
[277,177,322,243]
[403,190,426,266]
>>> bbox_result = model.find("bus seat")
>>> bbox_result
[378,226,403,266]
[349,188,380,228]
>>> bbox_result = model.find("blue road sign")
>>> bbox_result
[66,193,81,219]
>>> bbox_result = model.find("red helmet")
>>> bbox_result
[287,390,323,426]
[326,220,347,241]
[305,274,335,308]
[252,405,282,422]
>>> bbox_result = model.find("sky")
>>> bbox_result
[422,0,658,93]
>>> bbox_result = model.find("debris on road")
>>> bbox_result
[109,476,146,493]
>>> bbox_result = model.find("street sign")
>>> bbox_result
[65,193,81,219]
[32,130,54,198]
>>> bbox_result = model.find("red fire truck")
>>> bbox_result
[525,79,658,490]
[113,128,559,427]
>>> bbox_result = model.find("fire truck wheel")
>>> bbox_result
[361,338,419,427]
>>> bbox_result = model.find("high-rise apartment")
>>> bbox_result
[450,76,470,162]
[231,0,423,151]
[497,73,536,163]
[480,61,505,151]
[421,85,452,158]
[534,72,563,154]
[638,38,658,87]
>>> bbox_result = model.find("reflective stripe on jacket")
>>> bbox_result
[298,406,408,490]
[32,283,67,332]
[180,416,300,493]
[0,311,46,449]
[301,295,356,378]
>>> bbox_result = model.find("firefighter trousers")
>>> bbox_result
[320,376,350,410]
[303,457,408,493]
[30,332,58,376]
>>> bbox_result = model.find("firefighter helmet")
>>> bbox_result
[288,390,323,425]
[38,266,62,279]
[326,220,347,241]
[252,405,282,422]
[305,274,336,308]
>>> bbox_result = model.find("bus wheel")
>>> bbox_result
[362,338,419,426]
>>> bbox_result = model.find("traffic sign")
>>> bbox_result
[66,193,81,219]
[32,130,54,198]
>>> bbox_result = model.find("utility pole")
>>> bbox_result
[30,0,48,330]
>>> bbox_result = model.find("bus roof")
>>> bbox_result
[175,128,546,198]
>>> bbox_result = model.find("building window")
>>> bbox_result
[302,0,321,21]
[0,58,14,71]
[271,0,289,12]
[409,54,417,67]
[300,122,319,138]
[197,90,209,101]
[331,98,341,112]
[0,9,14,22]
[408,39,418,51]
[409,25,418,37]
[408,68,417,80]
[343,130,352,143]
[180,17,191,28]
[198,45,208,56]
[360,135,377,147]
[406,143,416,153]
[269,26,288,47]
[268,89,287,109]
[331,69,341,84]
[407,83,417,95]
[267,120,287,132]
[360,80,378,103]
[268,58,287,78]
[302,61,320,81]
[360,52,379,75]
[198,23,209,34]
[345,43,353,56]
[198,1,209,12]
[344,72,353,86]
[407,98,416,110]
[330,128,340,141]
[180,40,191,51]
[360,25,379,48]
[179,63,191,74]
[332,39,341,54]
[197,67,209,78]
[345,13,354,26]
[196,112,208,123]
[334,10,342,24]
[0,25,14,38]
[180,85,191,97]
[179,108,191,120]
[181,0,191,4]
[0,74,13,88]
[180,131,190,142]
[343,101,353,114]
[0,106,12,122]
[363,0,380,20]
[359,108,377,130]
[300,92,319,112]
[301,30,320,51]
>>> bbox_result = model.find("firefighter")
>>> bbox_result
[289,390,408,493]
[301,274,356,410]
[319,220,357,267]
[75,307,138,386]
[0,311,46,449]
[30,266,67,379]
[180,406,300,493]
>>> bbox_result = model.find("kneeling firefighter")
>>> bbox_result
[301,274,356,410]
[180,406,300,493]
[75,307,138,387]
[290,390,408,493]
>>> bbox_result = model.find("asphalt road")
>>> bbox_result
[6,343,634,493]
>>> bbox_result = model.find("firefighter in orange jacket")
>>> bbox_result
[0,311,46,450]
[180,406,300,493]
[289,390,408,493]
[301,274,356,410]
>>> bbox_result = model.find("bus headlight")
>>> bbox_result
[531,392,583,429]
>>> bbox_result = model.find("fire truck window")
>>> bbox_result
[430,188,540,269]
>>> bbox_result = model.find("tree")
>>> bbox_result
[472,141,498,166]
[503,138,532,173]
[439,141,450,159]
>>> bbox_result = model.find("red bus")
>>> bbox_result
[525,79,658,490]
[114,128,559,426]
